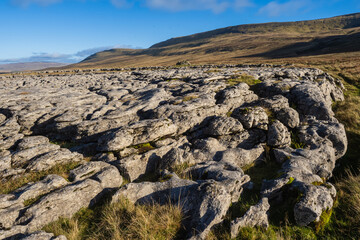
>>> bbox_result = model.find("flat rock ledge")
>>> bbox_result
[0,65,347,239]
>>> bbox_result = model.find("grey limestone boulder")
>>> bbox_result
[26,149,83,172]
[275,107,300,129]
[0,150,12,171]
[0,200,23,230]
[218,145,265,168]
[68,161,111,182]
[0,134,24,151]
[267,120,291,147]
[97,118,178,151]
[0,113,6,124]
[0,117,21,139]
[259,95,289,110]
[13,174,69,202]
[187,161,250,202]
[68,161,123,188]
[230,198,270,238]
[215,83,258,109]
[92,165,123,189]
[204,116,243,136]
[232,107,268,130]
[298,118,347,158]
[11,144,60,168]
[15,179,104,233]
[17,136,50,151]
[294,183,336,226]
[18,231,67,240]
[290,83,333,120]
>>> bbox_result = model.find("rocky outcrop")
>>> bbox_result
[0,65,347,239]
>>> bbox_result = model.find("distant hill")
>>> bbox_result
[0,62,68,73]
[66,13,360,69]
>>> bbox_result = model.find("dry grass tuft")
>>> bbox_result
[333,94,360,134]
[43,197,183,240]
[335,171,360,228]
[93,197,182,240]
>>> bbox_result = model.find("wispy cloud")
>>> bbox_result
[11,0,62,7]
[145,0,230,14]
[11,0,254,13]
[0,45,139,64]
[110,0,130,8]
[234,0,254,9]
[258,0,309,17]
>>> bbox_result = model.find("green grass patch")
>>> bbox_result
[314,208,333,233]
[50,141,79,149]
[264,107,276,123]
[287,177,295,185]
[130,142,155,154]
[226,74,261,86]
[0,162,80,194]
[23,194,45,207]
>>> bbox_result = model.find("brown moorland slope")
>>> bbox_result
[64,13,360,70]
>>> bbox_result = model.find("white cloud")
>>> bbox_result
[0,45,139,64]
[0,52,73,63]
[258,0,309,17]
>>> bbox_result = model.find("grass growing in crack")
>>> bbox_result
[264,107,276,123]
[182,95,199,102]
[50,141,79,149]
[130,142,155,154]
[172,162,194,180]
[23,194,45,207]
[43,197,183,240]
[0,162,80,194]
[290,131,306,149]
[226,74,261,86]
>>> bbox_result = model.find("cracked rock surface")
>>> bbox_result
[0,65,347,239]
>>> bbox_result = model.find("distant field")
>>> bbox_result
[0,62,68,72]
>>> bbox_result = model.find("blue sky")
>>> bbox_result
[1,0,359,63]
